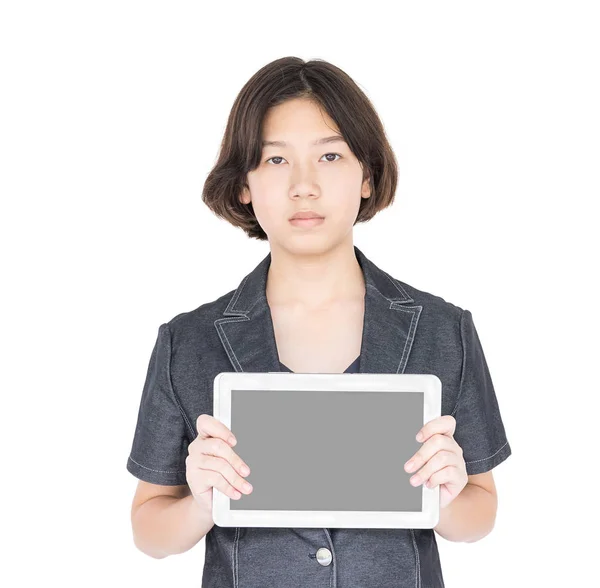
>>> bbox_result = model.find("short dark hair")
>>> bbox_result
[202,56,398,241]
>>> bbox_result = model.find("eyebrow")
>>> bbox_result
[261,135,347,148]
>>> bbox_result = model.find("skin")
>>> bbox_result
[131,98,498,554]
[239,96,371,310]
[410,415,499,541]
[240,97,497,516]
[409,415,471,508]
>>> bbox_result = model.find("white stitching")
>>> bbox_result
[382,271,412,300]
[464,440,509,464]
[322,528,336,588]
[128,455,186,474]
[389,304,423,374]
[163,323,196,441]
[233,526,239,587]
[214,316,250,372]
[450,308,467,418]
[409,529,421,588]
[225,274,250,313]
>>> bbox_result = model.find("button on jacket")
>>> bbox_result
[126,245,512,588]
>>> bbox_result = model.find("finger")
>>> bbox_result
[186,456,241,501]
[409,450,458,487]
[404,434,455,474]
[196,436,251,479]
[423,465,455,489]
[415,415,456,444]
[197,454,253,498]
[189,468,243,501]
[196,413,237,446]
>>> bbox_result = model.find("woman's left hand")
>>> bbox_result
[404,415,468,509]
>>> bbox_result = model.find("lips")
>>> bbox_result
[289,211,324,220]
[289,216,325,228]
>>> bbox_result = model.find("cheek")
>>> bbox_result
[246,172,279,207]
[329,178,363,214]
[249,172,286,203]
[249,194,286,230]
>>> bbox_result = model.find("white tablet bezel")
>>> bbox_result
[212,372,441,529]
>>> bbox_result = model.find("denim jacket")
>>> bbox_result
[126,244,512,588]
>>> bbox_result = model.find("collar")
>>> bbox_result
[214,245,422,375]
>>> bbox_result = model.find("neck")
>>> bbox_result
[266,240,366,310]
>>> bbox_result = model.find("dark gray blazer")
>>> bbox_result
[126,245,512,588]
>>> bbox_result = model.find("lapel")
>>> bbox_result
[214,245,423,375]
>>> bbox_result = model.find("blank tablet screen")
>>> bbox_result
[229,389,424,512]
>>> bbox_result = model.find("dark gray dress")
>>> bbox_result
[279,355,360,374]
[126,245,512,588]
[279,355,360,545]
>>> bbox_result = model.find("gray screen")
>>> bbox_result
[230,389,424,512]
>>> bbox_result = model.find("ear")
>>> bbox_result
[361,175,371,199]
[239,184,251,205]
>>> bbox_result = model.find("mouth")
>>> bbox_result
[289,217,325,228]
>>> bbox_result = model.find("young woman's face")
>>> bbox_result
[240,97,371,253]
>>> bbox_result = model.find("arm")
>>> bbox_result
[131,481,215,558]
[433,471,498,543]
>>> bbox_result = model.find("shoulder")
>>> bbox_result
[381,268,466,331]
[160,288,237,349]
[154,290,239,417]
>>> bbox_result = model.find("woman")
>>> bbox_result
[126,56,512,587]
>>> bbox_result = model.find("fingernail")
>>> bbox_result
[411,476,421,486]
[241,465,250,476]
[405,460,414,471]
[416,432,423,442]
[229,436,237,446]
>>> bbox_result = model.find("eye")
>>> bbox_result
[265,153,342,165]
[265,156,285,165]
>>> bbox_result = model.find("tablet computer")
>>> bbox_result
[212,372,441,529]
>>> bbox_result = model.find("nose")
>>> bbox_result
[288,160,321,200]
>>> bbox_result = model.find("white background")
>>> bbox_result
[2,1,598,586]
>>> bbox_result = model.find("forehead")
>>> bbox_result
[261,98,343,146]
[262,135,346,148]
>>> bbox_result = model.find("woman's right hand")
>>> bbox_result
[186,414,253,514]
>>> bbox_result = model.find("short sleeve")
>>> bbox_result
[126,323,189,485]
[452,309,512,475]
